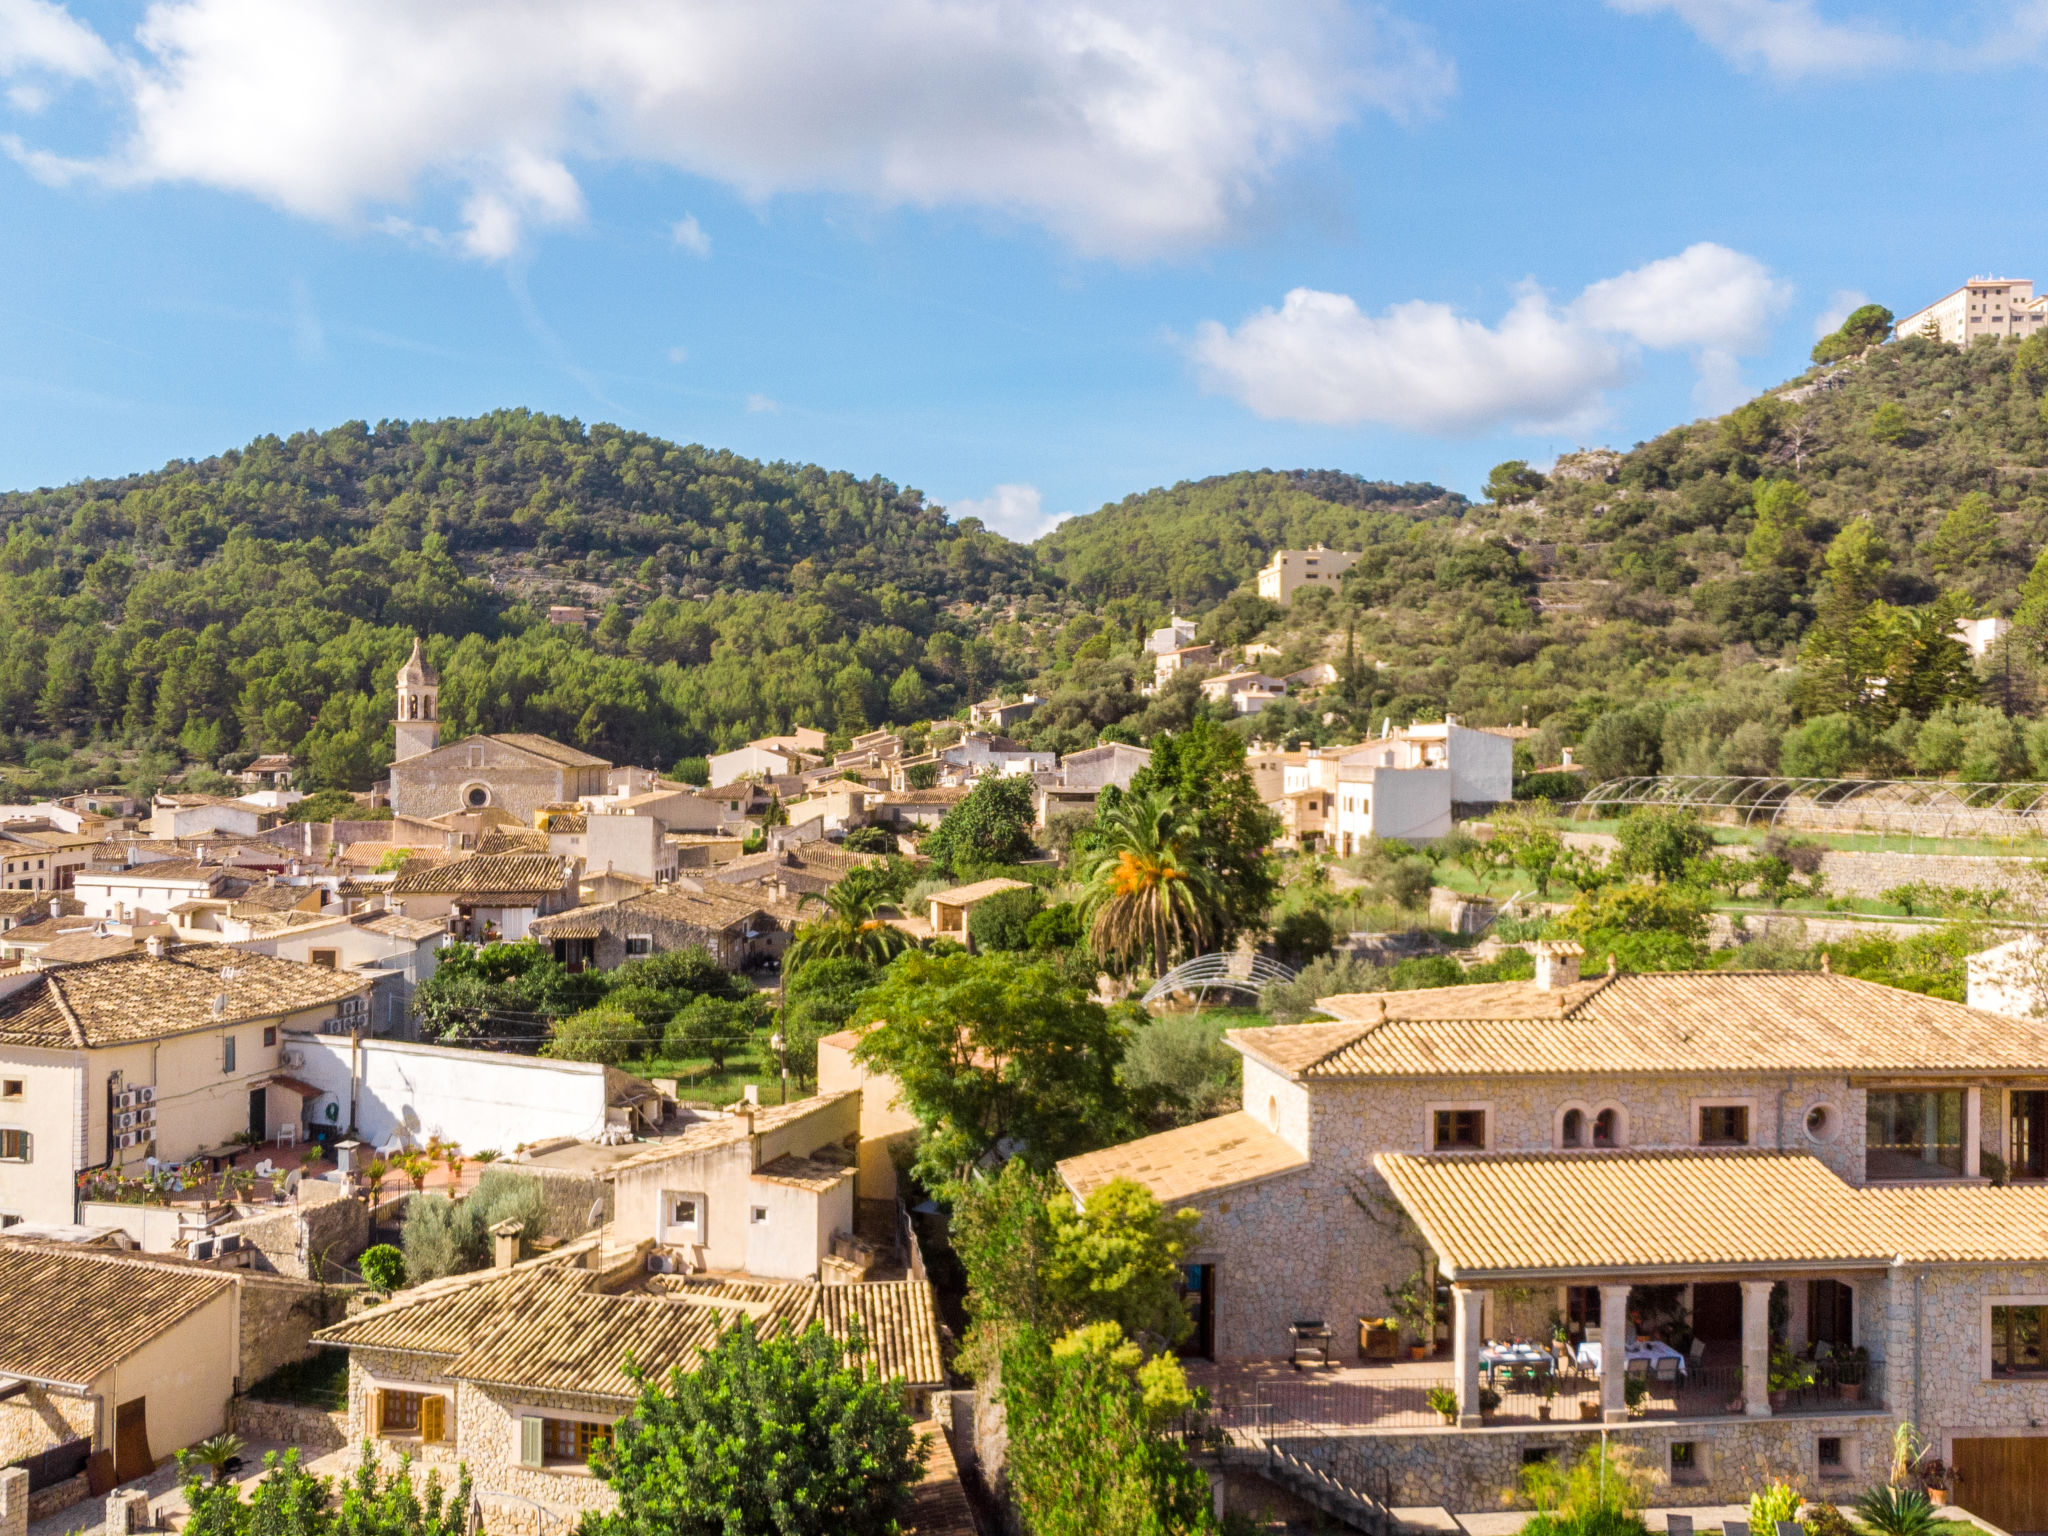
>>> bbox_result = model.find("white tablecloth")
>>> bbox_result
[1573,1339,1686,1377]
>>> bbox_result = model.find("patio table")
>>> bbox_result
[1479,1343,1552,1383]
[1572,1339,1686,1379]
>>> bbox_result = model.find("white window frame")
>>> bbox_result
[1691,1096,1757,1147]
[1980,1292,2048,1381]
[1426,1100,1491,1154]
[662,1190,706,1245]
[624,934,654,957]
[514,1405,618,1470]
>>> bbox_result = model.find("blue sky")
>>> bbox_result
[1,1,2045,540]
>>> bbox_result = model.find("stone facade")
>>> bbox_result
[1880,1261,2048,1462]
[1281,1414,1892,1512]
[0,1387,92,1469]
[223,1184,370,1281]
[1197,1062,1885,1360]
[388,736,609,823]
[228,1398,349,1452]
[236,1270,352,1388]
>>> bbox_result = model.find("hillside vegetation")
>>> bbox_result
[1,329,2045,796]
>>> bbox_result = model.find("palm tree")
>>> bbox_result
[1075,789,1223,978]
[785,867,912,972]
[188,1433,244,1486]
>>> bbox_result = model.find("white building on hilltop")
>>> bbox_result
[1894,278,2048,346]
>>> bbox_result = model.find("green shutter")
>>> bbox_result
[519,1415,543,1467]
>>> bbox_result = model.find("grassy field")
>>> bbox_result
[616,1044,789,1105]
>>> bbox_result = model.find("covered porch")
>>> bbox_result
[1371,1149,1894,1429]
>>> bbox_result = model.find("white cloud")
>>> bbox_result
[1571,241,1789,353]
[745,393,780,413]
[1605,0,1914,76]
[950,483,1072,541]
[1191,242,1790,436]
[671,214,711,258]
[0,0,111,77]
[1814,287,1868,337]
[2,0,1453,261]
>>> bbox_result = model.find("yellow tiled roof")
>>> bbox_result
[1230,970,2048,1079]
[0,944,366,1048]
[319,1264,945,1395]
[389,853,569,896]
[0,1244,236,1387]
[1057,1111,1310,1205]
[1374,1149,2048,1279]
[932,877,1031,906]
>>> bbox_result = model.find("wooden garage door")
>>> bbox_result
[1952,1437,2048,1533]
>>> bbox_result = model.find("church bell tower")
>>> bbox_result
[393,636,440,762]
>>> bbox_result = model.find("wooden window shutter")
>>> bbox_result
[375,1390,389,1433]
[519,1415,543,1467]
[421,1396,445,1443]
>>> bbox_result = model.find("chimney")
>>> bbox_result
[48,897,60,920]
[1532,940,1583,991]
[1561,746,1575,768]
[145,934,166,960]
[489,1218,524,1270]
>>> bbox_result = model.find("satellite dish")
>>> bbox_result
[284,1170,302,1196]
[587,1198,606,1229]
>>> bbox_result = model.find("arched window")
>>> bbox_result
[1561,1108,1585,1148]
[1593,1108,1618,1147]
[465,784,490,809]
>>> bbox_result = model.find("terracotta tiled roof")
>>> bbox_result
[1058,1111,1309,1205]
[1231,970,2048,1079]
[75,860,229,886]
[476,828,551,855]
[903,1422,977,1536]
[598,1093,856,1174]
[752,1153,854,1192]
[1374,1149,2048,1279]
[320,1264,944,1396]
[530,885,788,942]
[0,944,367,1048]
[389,853,570,896]
[487,732,610,769]
[932,877,1031,906]
[0,1244,236,1387]
[357,913,448,941]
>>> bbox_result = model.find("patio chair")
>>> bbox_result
[1722,1521,1750,1536]
[275,1122,297,1149]
[1653,1354,1681,1383]
[1666,1517,1693,1536]
[1688,1338,1707,1363]
[1776,1523,1802,1536]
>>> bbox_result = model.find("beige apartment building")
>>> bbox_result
[1894,277,2048,346]
[1256,544,1361,604]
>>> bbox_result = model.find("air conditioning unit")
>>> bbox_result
[116,1112,133,1131]
[115,1131,135,1149]
[135,1107,156,1127]
[134,1086,155,1105]
[190,1239,215,1260]
[217,1235,240,1253]
[278,1048,305,1070]
[645,1253,676,1275]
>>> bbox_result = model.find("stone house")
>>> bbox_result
[529,885,799,973]
[386,853,580,943]
[1199,670,1289,716]
[316,1258,944,1532]
[1057,949,2048,1523]
[0,943,370,1227]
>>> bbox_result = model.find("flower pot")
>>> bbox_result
[1438,1411,1456,1426]
[1929,1491,1949,1507]
[1579,1402,1600,1422]
[1840,1382,1862,1402]
[1410,1345,1428,1361]
[1537,1405,1552,1422]
[1769,1389,1787,1411]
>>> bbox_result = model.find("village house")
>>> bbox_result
[144,795,282,841]
[530,885,799,973]
[1256,545,1362,604]
[386,853,581,943]
[924,877,1032,948]
[1152,642,1219,692]
[315,1259,945,1533]
[1199,669,1289,716]
[1057,951,2048,1525]
[1146,614,1198,655]
[1032,741,1151,827]
[968,695,1041,729]
[709,843,883,900]
[0,943,370,1227]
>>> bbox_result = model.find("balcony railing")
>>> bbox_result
[1185,1357,1881,1437]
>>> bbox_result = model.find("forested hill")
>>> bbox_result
[1034,469,1466,608]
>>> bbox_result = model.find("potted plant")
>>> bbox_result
[1579,1395,1601,1422]
[1767,1346,1813,1411]
[1426,1385,1458,1426]
[1384,1270,1435,1361]
[1478,1387,1501,1422]
[1837,1346,1868,1403]
[1537,1374,1557,1421]
[1920,1459,1952,1506]
[1624,1374,1650,1417]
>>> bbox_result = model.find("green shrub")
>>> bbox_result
[968,886,1043,952]
[1120,1014,1239,1126]
[1025,901,1083,951]
[1271,909,1334,967]
[544,1005,654,1065]
[1853,1487,1938,1536]
[359,1244,406,1292]
[400,1168,548,1283]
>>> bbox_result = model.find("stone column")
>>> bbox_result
[1,1466,29,1536]
[1599,1283,1633,1423]
[1452,1284,1485,1427]
[1741,1279,1775,1418]
[106,1490,150,1535]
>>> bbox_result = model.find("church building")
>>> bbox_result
[385,638,613,822]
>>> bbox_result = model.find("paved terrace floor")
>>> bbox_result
[1184,1357,1879,1433]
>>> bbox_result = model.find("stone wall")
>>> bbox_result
[1288,1413,1892,1511]
[458,1382,621,1516]
[1710,912,1941,951]
[223,1184,369,1280]
[1816,851,2035,900]
[0,1390,92,1470]
[514,1166,614,1244]
[1881,1261,2048,1462]
[238,1271,351,1386]
[228,1399,349,1452]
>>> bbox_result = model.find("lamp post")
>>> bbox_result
[769,1029,788,1105]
